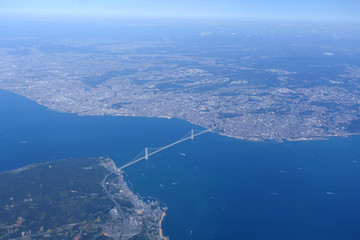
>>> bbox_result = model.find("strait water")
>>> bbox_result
[1,89,360,240]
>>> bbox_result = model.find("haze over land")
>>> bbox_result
[1,1,359,141]
[1,21,360,141]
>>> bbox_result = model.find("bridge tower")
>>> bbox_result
[190,129,194,140]
[145,148,149,159]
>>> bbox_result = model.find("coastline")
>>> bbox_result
[219,131,360,143]
[2,89,360,144]
[159,210,169,240]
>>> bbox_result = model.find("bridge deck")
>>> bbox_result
[119,129,210,170]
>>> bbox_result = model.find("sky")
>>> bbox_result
[1,0,360,22]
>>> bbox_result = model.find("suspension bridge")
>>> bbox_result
[119,129,210,170]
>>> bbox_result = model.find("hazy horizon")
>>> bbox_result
[1,0,360,23]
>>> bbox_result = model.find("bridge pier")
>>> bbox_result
[145,148,149,159]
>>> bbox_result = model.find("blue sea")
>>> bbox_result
[1,89,360,240]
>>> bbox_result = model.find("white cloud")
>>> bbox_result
[200,32,213,37]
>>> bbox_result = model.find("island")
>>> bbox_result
[0,157,168,240]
